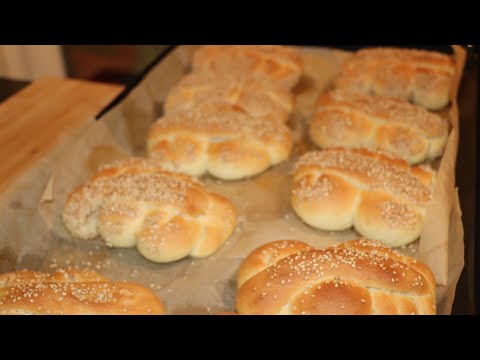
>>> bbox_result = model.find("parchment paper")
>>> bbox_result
[5,45,467,315]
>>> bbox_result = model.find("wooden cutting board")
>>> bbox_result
[0,77,123,193]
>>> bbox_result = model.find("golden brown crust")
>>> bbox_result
[0,269,108,288]
[0,269,166,315]
[165,73,294,123]
[237,240,314,289]
[236,239,436,315]
[147,102,293,180]
[192,45,304,90]
[291,149,435,247]
[335,48,456,110]
[63,158,237,263]
[309,90,449,164]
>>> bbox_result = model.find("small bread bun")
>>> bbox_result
[148,103,293,180]
[335,47,456,110]
[192,45,304,90]
[309,90,449,164]
[236,239,436,315]
[165,73,294,124]
[291,148,434,247]
[0,269,166,315]
[63,158,237,263]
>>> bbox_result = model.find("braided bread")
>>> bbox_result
[236,239,436,315]
[165,73,294,123]
[309,90,449,164]
[147,103,293,180]
[0,269,166,315]
[63,158,237,263]
[335,48,456,110]
[192,45,304,90]
[291,149,435,247]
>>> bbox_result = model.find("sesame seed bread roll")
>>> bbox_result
[147,103,293,181]
[291,149,435,248]
[236,239,436,315]
[335,48,456,110]
[309,90,449,164]
[165,73,294,124]
[63,158,237,263]
[192,45,304,90]
[0,269,166,315]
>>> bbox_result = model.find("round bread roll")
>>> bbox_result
[147,103,293,180]
[236,239,436,315]
[335,48,456,110]
[0,269,166,315]
[291,149,435,248]
[192,45,304,90]
[165,73,294,124]
[63,158,237,263]
[309,90,449,164]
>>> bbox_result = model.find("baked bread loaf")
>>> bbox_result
[335,48,456,110]
[147,103,293,180]
[236,239,436,315]
[192,45,304,90]
[309,90,449,164]
[0,269,166,315]
[291,149,435,247]
[164,73,294,123]
[63,158,237,263]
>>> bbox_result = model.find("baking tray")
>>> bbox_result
[92,45,478,315]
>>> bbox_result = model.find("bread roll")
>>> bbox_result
[0,269,166,315]
[236,239,436,315]
[63,158,237,263]
[192,45,304,90]
[291,149,434,247]
[147,103,293,180]
[165,73,294,123]
[335,48,456,110]
[309,90,449,164]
